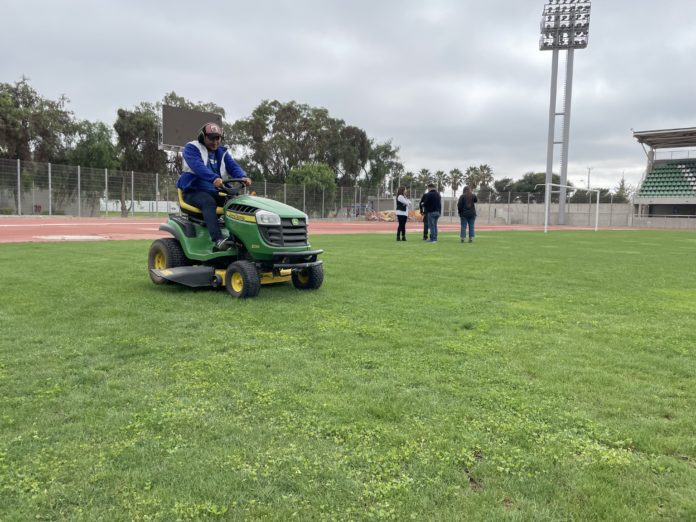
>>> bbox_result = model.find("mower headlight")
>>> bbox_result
[256,210,281,226]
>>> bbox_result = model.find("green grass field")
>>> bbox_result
[1,230,695,521]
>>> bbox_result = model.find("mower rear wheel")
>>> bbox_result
[148,238,189,285]
[225,260,260,298]
[292,264,324,290]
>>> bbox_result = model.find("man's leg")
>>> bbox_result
[422,215,428,239]
[432,213,439,241]
[469,216,475,241]
[184,191,223,241]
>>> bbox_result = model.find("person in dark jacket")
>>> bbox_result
[176,122,251,251]
[418,190,429,240]
[422,183,441,243]
[457,186,478,243]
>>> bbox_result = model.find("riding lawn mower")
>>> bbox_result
[148,180,324,298]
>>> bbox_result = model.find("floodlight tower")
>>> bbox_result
[540,0,591,225]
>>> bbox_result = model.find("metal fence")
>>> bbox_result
[0,157,676,229]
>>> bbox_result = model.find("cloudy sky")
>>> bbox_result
[2,0,695,190]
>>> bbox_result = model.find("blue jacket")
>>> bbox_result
[176,141,247,193]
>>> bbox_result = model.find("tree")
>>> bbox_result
[401,170,416,187]
[338,125,369,185]
[493,177,513,202]
[465,164,494,191]
[287,163,337,217]
[67,120,119,169]
[417,168,432,187]
[613,175,634,203]
[449,168,464,196]
[229,100,348,184]
[433,170,449,193]
[113,104,168,216]
[364,139,402,189]
[0,77,75,162]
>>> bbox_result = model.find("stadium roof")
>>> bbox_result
[633,127,696,149]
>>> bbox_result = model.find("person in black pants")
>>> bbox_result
[422,184,442,243]
[419,190,429,240]
[395,186,412,241]
[176,122,251,251]
[457,185,478,243]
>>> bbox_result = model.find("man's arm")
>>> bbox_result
[222,150,251,185]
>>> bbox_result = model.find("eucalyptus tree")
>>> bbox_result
[113,104,167,216]
[0,77,75,163]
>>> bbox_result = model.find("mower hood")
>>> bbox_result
[226,195,308,220]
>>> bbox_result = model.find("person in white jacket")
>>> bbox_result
[395,186,412,241]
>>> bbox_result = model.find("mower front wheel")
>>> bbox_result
[292,264,324,290]
[225,260,260,298]
[148,238,189,285]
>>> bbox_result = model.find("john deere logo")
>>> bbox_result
[291,218,299,225]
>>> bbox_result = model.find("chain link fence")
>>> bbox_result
[6,158,692,229]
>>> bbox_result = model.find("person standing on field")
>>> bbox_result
[422,183,441,243]
[395,186,412,241]
[457,186,478,243]
[419,189,429,240]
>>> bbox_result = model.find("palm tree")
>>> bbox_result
[464,165,479,190]
[449,168,464,196]
[417,168,432,192]
[433,170,449,193]
[465,164,495,191]
[477,164,494,189]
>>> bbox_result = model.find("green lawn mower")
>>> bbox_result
[148,180,323,298]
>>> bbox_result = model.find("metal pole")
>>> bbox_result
[609,194,613,226]
[284,183,287,204]
[131,171,134,217]
[48,162,52,216]
[545,49,559,203]
[104,168,108,217]
[488,192,491,224]
[527,193,530,225]
[558,49,575,225]
[322,188,325,218]
[155,172,159,215]
[77,165,81,217]
[303,183,306,213]
[544,183,550,233]
[595,190,600,232]
[16,159,21,215]
[507,191,511,224]
[340,186,343,218]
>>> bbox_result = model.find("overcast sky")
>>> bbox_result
[3,0,695,190]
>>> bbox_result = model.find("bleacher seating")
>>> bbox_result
[637,159,696,197]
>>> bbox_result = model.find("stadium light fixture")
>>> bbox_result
[539,0,591,51]
[539,0,591,225]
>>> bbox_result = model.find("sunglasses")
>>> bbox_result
[206,135,221,141]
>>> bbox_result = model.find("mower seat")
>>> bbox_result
[177,189,225,216]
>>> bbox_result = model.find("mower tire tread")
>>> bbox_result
[291,264,324,290]
[148,238,190,285]
[225,260,261,298]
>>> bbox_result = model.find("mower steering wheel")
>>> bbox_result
[221,179,246,196]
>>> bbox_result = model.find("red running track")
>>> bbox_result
[0,216,576,244]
